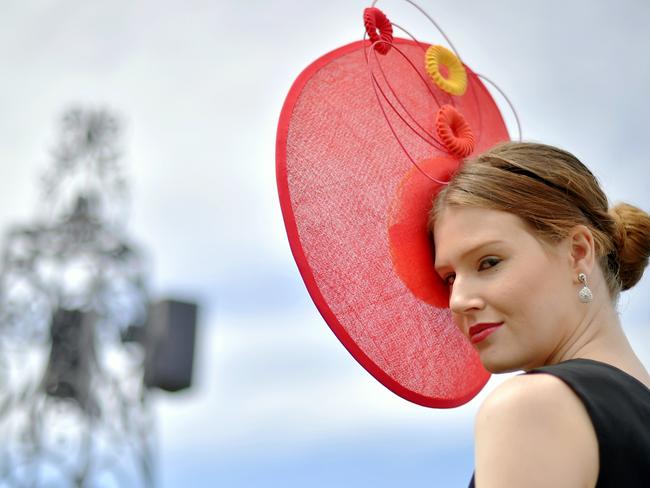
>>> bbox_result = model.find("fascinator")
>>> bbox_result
[276,1,518,407]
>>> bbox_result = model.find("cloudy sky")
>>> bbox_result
[1,0,649,486]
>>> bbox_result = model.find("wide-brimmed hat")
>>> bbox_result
[276,4,512,407]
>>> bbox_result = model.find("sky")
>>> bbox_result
[0,0,649,487]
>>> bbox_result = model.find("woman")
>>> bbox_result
[430,141,650,486]
[277,4,650,486]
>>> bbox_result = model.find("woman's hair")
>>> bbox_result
[430,141,650,298]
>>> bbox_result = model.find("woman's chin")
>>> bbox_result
[479,354,522,374]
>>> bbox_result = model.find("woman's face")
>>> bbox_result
[433,206,580,373]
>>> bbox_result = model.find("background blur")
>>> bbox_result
[1,1,649,486]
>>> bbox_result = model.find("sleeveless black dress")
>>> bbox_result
[467,358,650,487]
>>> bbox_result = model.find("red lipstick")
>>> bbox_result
[468,322,503,344]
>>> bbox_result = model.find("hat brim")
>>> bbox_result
[277,39,508,407]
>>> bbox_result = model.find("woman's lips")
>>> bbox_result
[468,322,503,344]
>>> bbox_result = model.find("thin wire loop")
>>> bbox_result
[364,39,446,151]
[366,41,445,151]
[390,22,455,108]
[476,73,523,141]
[372,0,463,61]
[370,0,499,142]
[396,0,485,141]
[364,0,523,180]
[367,39,452,185]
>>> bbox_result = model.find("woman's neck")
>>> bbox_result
[554,301,650,387]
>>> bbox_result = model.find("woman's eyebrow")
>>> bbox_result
[435,239,505,273]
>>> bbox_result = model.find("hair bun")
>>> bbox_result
[608,203,650,291]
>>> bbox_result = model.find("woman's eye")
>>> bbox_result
[444,273,456,286]
[479,257,500,271]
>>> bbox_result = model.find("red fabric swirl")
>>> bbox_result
[364,7,393,55]
[435,105,475,158]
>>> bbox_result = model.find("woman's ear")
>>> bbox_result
[568,224,596,276]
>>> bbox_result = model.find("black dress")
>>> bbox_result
[467,358,650,487]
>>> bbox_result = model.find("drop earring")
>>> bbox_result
[578,273,593,303]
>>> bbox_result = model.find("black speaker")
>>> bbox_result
[144,299,197,392]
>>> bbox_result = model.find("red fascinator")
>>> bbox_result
[276,2,514,407]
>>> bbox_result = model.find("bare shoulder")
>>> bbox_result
[478,373,583,421]
[474,373,599,488]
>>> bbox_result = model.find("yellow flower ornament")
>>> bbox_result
[425,45,467,96]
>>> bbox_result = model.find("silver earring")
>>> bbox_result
[578,273,593,303]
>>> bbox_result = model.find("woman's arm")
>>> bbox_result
[474,374,599,488]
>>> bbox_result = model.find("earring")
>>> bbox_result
[578,273,593,303]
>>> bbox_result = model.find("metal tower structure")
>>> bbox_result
[0,108,196,487]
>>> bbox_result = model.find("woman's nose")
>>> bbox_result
[449,277,484,314]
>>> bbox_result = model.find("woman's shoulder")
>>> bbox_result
[480,369,584,411]
[476,372,593,437]
[474,373,599,487]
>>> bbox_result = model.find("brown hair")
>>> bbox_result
[430,141,650,298]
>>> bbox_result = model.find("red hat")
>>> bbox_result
[276,4,512,407]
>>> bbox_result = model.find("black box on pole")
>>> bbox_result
[144,299,197,392]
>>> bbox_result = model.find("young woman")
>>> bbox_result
[431,141,650,487]
[277,4,650,487]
